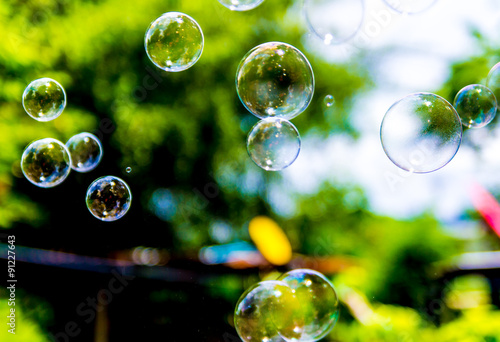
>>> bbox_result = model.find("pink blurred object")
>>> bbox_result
[470,182,500,238]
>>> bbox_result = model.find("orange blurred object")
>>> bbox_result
[248,216,293,265]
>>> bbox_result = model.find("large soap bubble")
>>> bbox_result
[21,138,72,188]
[66,132,103,172]
[22,78,66,122]
[145,12,204,72]
[86,176,132,222]
[278,269,340,341]
[236,42,314,120]
[234,280,299,342]
[380,93,462,173]
[304,0,365,45]
[247,118,301,171]
[453,84,497,129]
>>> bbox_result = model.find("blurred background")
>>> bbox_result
[1,0,500,341]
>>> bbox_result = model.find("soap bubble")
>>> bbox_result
[278,269,340,341]
[234,280,299,342]
[145,12,204,72]
[324,95,335,107]
[86,176,132,222]
[21,138,72,188]
[486,62,500,108]
[380,93,462,173]
[236,42,314,120]
[66,133,103,173]
[453,84,497,129]
[247,118,301,171]
[304,0,365,45]
[217,0,265,11]
[22,78,66,122]
[126,167,132,173]
[382,0,437,15]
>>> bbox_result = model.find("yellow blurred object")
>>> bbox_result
[249,216,292,265]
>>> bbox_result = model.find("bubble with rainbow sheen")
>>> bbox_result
[22,78,66,122]
[145,12,204,72]
[236,42,314,120]
[66,133,103,173]
[234,280,301,342]
[380,93,462,173]
[86,176,132,222]
[277,269,340,342]
[247,118,301,171]
[21,138,72,188]
[453,84,497,129]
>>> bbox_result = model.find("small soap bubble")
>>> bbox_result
[86,176,132,222]
[145,12,204,72]
[21,138,72,188]
[278,269,340,341]
[382,0,438,14]
[486,62,500,108]
[304,0,365,45]
[66,133,103,173]
[247,118,301,171]
[234,280,300,342]
[380,93,462,173]
[324,95,335,107]
[22,78,66,122]
[217,0,265,11]
[236,42,314,120]
[453,84,497,129]
[126,167,132,173]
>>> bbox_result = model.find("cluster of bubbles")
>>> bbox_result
[20,78,131,222]
[143,10,316,172]
[144,11,314,172]
[234,269,340,342]
[236,42,314,171]
[380,63,500,173]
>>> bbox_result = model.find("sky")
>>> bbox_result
[276,0,500,227]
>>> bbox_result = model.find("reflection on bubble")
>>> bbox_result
[21,138,72,188]
[86,176,132,222]
[23,78,66,122]
[383,0,437,14]
[304,0,365,45]
[278,269,340,341]
[236,42,314,120]
[486,62,500,108]
[380,93,462,173]
[453,84,497,129]
[66,133,103,172]
[217,0,265,11]
[324,95,335,107]
[145,12,204,72]
[234,280,299,342]
[247,118,301,171]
